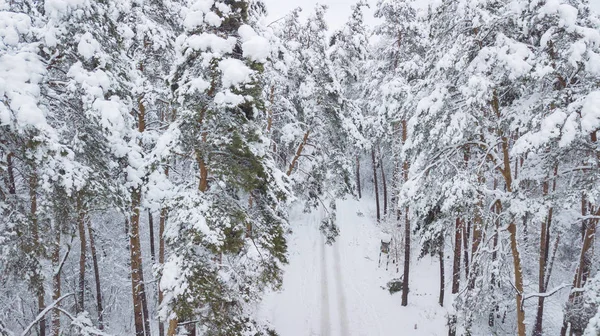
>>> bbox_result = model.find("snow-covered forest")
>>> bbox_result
[1,0,600,335]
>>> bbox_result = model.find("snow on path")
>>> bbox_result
[321,233,331,336]
[259,198,449,336]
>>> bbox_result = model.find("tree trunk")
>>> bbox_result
[439,247,445,307]
[380,152,388,216]
[356,155,362,199]
[452,218,461,294]
[30,171,46,336]
[51,220,61,336]
[287,130,310,176]
[87,220,104,330]
[561,207,599,336]
[508,221,526,336]
[167,318,178,336]
[148,210,156,262]
[158,165,169,336]
[129,97,152,336]
[129,189,152,336]
[463,219,470,279]
[76,196,87,312]
[401,119,410,306]
[371,148,380,222]
[6,152,16,194]
[534,179,552,336]
[401,207,410,306]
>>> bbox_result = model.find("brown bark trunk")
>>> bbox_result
[508,222,526,336]
[372,148,380,222]
[534,181,550,336]
[439,247,445,307]
[130,97,151,336]
[561,211,598,336]
[197,150,208,192]
[356,155,362,199]
[380,153,388,216]
[496,121,525,336]
[77,196,87,312]
[51,220,61,336]
[287,130,310,176]
[30,171,46,336]
[148,210,156,262]
[166,318,178,336]
[129,189,152,336]
[87,220,104,330]
[452,218,461,294]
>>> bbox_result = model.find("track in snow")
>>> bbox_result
[259,198,448,336]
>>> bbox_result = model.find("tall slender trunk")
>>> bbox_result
[130,189,151,336]
[534,176,554,336]
[51,220,61,336]
[287,130,310,176]
[452,218,461,294]
[500,133,526,336]
[77,196,87,312]
[401,120,410,306]
[561,207,599,336]
[356,155,362,199]
[129,96,151,336]
[371,148,380,222]
[158,166,169,336]
[439,246,445,307]
[491,90,526,335]
[380,152,388,216]
[148,210,156,262]
[489,182,501,328]
[6,152,16,194]
[87,220,104,330]
[30,171,46,336]
[560,133,597,336]
[401,207,410,306]
[462,220,470,279]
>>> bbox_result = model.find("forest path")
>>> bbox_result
[320,229,331,336]
[259,198,449,336]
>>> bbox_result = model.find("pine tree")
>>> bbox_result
[161,1,291,334]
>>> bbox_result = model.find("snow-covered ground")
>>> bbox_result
[259,198,450,336]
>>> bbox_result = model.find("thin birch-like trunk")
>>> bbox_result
[51,220,61,336]
[87,220,104,330]
[371,148,380,222]
[76,196,86,312]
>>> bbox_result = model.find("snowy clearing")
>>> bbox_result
[259,198,449,336]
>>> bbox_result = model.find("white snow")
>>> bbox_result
[204,11,222,27]
[581,91,600,133]
[77,32,101,60]
[184,33,236,55]
[239,25,270,62]
[259,198,449,336]
[218,58,253,87]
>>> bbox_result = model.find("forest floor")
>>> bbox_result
[258,198,449,336]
